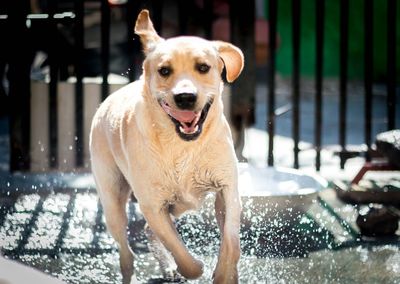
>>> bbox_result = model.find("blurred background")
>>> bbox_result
[0,0,399,175]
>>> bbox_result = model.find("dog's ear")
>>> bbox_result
[213,41,244,83]
[134,9,163,54]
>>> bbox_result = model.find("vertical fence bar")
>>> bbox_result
[339,0,349,169]
[178,0,189,35]
[74,0,84,168]
[364,0,373,161]
[315,0,325,171]
[387,0,397,130]
[151,0,163,34]
[8,1,31,171]
[101,0,110,101]
[48,1,59,169]
[267,0,278,166]
[203,0,213,40]
[126,0,141,82]
[229,0,255,161]
[292,0,301,169]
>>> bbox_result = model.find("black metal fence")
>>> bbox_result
[0,0,398,172]
[266,0,398,170]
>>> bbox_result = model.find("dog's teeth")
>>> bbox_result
[179,125,199,135]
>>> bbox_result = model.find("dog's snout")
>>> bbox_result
[174,93,197,110]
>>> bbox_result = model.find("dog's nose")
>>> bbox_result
[174,93,197,110]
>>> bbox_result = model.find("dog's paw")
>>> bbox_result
[177,258,204,279]
[212,269,238,284]
[213,275,238,284]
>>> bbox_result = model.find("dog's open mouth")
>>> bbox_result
[160,100,213,141]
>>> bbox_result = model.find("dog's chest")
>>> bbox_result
[162,162,224,214]
[138,142,232,213]
[168,163,223,192]
[160,150,221,189]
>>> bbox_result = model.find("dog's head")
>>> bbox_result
[135,10,244,141]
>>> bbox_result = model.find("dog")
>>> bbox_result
[89,9,244,284]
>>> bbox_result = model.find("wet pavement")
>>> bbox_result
[0,170,399,283]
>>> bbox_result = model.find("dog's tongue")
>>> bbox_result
[161,102,201,134]
[161,102,199,123]
[168,108,198,123]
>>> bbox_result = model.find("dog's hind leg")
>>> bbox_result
[92,159,137,284]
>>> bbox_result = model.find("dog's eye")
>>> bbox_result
[158,66,172,77]
[196,63,210,74]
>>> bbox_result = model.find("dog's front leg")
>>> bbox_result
[141,206,204,279]
[214,188,241,284]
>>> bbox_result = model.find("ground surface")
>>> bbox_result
[0,170,399,283]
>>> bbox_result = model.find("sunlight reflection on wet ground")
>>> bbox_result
[0,181,399,283]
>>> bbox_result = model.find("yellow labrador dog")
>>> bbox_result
[90,9,243,284]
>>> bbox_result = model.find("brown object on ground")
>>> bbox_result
[356,205,399,237]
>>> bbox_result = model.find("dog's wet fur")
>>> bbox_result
[90,10,244,284]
